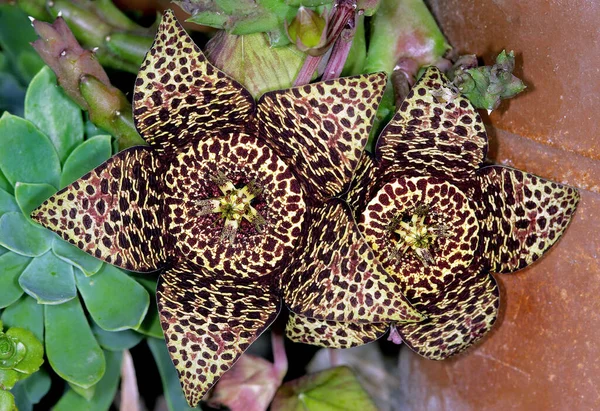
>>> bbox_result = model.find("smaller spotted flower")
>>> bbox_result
[288,67,580,360]
[31,10,422,406]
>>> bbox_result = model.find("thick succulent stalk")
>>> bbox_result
[31,17,146,149]
[17,0,154,73]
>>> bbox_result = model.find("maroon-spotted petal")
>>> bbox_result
[286,312,388,349]
[32,147,165,272]
[257,73,387,203]
[282,200,423,324]
[133,10,255,153]
[475,165,579,273]
[375,67,487,182]
[157,262,280,407]
[395,267,499,360]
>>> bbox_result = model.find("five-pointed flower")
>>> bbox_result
[31,10,423,406]
[287,67,579,360]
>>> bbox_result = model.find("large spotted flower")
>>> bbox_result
[31,10,422,406]
[288,67,579,360]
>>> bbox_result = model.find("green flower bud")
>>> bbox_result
[0,334,26,370]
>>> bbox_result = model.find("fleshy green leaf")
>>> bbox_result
[75,266,149,331]
[59,135,112,188]
[134,277,162,339]
[44,297,105,388]
[5,328,43,375]
[18,252,76,305]
[0,252,30,309]
[0,212,54,257]
[0,296,43,342]
[0,170,11,194]
[22,368,50,404]
[0,368,22,391]
[52,238,102,276]
[0,189,19,216]
[24,66,84,163]
[14,183,56,217]
[147,338,197,411]
[91,322,143,352]
[8,380,31,411]
[0,113,61,188]
[68,382,95,401]
[0,387,16,410]
[272,366,377,411]
[52,350,121,411]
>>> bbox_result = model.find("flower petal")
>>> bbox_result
[257,73,387,202]
[343,153,378,220]
[395,268,499,360]
[283,200,423,324]
[31,147,166,272]
[157,262,280,407]
[286,312,388,349]
[376,67,487,182]
[475,165,579,273]
[133,10,254,153]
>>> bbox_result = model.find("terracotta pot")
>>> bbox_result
[396,1,600,409]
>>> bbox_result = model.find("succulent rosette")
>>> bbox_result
[31,10,423,406]
[292,67,579,360]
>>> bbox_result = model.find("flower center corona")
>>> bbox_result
[391,206,448,266]
[196,171,267,243]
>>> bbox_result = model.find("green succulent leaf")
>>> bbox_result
[272,366,377,411]
[0,53,26,117]
[0,368,22,391]
[68,382,95,401]
[75,265,149,331]
[0,252,30,309]
[134,277,162,339]
[148,338,197,411]
[1,296,44,343]
[0,333,26,369]
[0,113,61,188]
[18,251,76,305]
[91,322,143,352]
[4,328,43,375]
[24,67,84,163]
[14,183,57,218]
[59,135,112,189]
[0,388,16,411]
[0,189,19,217]
[44,297,105,389]
[0,212,54,257]
[52,350,121,411]
[21,368,51,404]
[0,245,7,257]
[52,238,102,277]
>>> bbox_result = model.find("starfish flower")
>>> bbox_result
[31,10,422,405]
[286,67,579,360]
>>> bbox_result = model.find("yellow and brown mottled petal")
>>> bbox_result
[286,312,388,348]
[257,73,387,202]
[32,147,165,272]
[343,153,378,220]
[282,200,423,324]
[133,10,254,153]
[359,176,479,308]
[165,131,306,278]
[376,67,487,182]
[157,262,280,407]
[475,165,579,273]
[395,268,499,360]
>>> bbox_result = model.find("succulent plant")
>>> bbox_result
[0,65,157,408]
[31,10,428,406]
